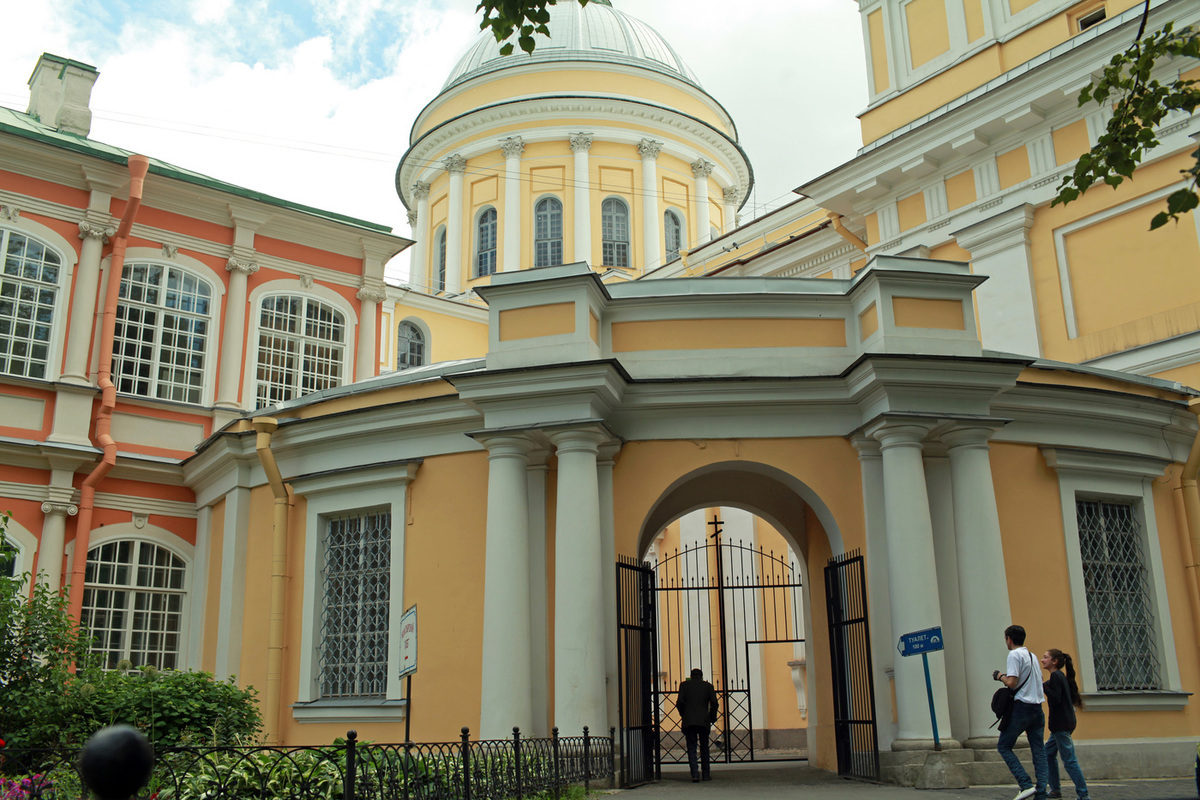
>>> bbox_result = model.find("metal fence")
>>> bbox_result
[0,726,615,800]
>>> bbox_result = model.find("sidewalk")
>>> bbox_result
[618,763,1195,800]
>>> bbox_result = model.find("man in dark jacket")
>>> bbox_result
[676,668,719,782]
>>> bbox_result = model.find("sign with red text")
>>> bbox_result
[398,604,418,679]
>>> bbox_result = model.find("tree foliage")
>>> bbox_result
[1053,11,1200,229]
[477,0,589,55]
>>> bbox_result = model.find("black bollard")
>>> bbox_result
[77,725,155,800]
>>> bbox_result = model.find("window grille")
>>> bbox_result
[0,229,60,379]
[255,295,345,407]
[112,263,212,404]
[602,198,629,267]
[435,227,447,293]
[665,210,682,262]
[81,540,186,670]
[320,509,391,698]
[397,322,425,370]
[1077,499,1161,690]
[534,198,563,268]
[476,209,497,277]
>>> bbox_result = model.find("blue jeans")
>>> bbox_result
[1045,730,1089,799]
[997,700,1049,792]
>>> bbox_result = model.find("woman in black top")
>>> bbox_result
[1040,649,1090,800]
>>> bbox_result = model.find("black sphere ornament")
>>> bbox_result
[78,725,155,800]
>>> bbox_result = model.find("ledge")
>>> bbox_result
[291,698,408,723]
[1081,690,1190,711]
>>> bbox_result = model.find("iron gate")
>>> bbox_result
[824,549,880,781]
[616,556,658,787]
[650,519,806,764]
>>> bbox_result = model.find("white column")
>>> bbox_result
[597,441,621,732]
[527,448,551,735]
[410,182,431,291]
[217,258,257,409]
[871,421,955,748]
[215,486,251,680]
[501,137,525,273]
[479,434,536,737]
[944,425,1014,745]
[638,140,662,271]
[444,156,466,295]
[692,159,714,246]
[952,204,1040,357]
[570,134,593,265]
[38,501,77,591]
[63,217,113,384]
[355,286,386,383]
[549,427,609,735]
[722,186,742,235]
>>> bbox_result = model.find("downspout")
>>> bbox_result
[254,417,291,744]
[826,211,868,253]
[1175,400,1200,648]
[66,154,150,621]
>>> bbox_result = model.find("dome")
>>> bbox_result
[443,0,702,91]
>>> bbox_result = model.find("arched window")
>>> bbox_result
[602,198,630,268]
[435,227,447,293]
[81,540,186,670]
[534,197,563,268]
[0,534,16,578]
[397,322,426,370]
[0,228,61,379]
[664,209,683,262]
[255,295,346,408]
[475,208,497,277]
[112,262,213,404]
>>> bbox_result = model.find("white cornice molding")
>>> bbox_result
[386,287,489,322]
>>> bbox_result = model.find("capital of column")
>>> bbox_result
[722,185,742,205]
[41,501,78,517]
[78,218,115,243]
[869,421,934,451]
[444,154,468,174]
[478,433,538,461]
[412,181,431,200]
[501,136,526,159]
[637,139,663,160]
[569,133,593,153]
[849,433,882,461]
[226,256,260,275]
[407,210,418,227]
[548,427,609,455]
[691,159,715,179]
[941,423,1004,451]
[0,205,21,221]
[597,441,622,468]
[356,285,387,304]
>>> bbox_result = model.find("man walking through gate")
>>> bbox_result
[677,668,719,783]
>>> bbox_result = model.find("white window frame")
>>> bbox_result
[396,318,429,371]
[246,281,357,409]
[0,222,75,383]
[1042,447,1187,710]
[1,516,38,595]
[601,196,630,268]
[111,257,220,406]
[434,226,447,293]
[664,208,685,262]
[293,460,419,722]
[474,207,498,278]
[534,196,564,268]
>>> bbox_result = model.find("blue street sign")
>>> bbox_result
[897,626,944,657]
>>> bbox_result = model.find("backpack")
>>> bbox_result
[991,652,1035,730]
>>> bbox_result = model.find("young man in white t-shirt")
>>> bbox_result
[993,624,1049,800]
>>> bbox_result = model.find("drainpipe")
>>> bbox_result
[826,211,868,253]
[66,154,150,622]
[254,417,290,744]
[1175,400,1200,648]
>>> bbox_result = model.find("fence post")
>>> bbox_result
[583,726,591,792]
[609,727,617,789]
[551,726,561,800]
[461,727,472,800]
[513,727,523,800]
[403,738,413,800]
[346,730,357,800]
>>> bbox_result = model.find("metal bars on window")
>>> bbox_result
[255,295,345,407]
[320,509,391,699]
[0,229,60,379]
[1076,499,1161,690]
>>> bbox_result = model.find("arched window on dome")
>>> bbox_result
[434,226,447,293]
[602,198,630,268]
[534,197,563,268]
[475,208,497,277]
[664,209,683,263]
[397,321,426,371]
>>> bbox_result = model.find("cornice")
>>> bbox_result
[386,286,489,321]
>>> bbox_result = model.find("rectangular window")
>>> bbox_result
[319,509,391,698]
[1077,499,1161,690]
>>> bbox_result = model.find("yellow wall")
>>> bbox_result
[391,303,488,366]
[897,192,927,232]
[906,0,952,68]
[868,9,890,92]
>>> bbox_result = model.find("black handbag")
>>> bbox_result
[991,652,1035,730]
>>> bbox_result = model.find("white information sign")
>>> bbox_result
[398,604,418,679]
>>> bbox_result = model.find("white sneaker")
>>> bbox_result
[1014,788,1037,800]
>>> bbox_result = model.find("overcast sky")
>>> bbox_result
[1,0,868,279]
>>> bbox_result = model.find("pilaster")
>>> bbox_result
[570,134,594,265]
[445,156,467,295]
[501,137,525,273]
[692,159,714,245]
[411,181,431,291]
[638,139,662,271]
